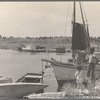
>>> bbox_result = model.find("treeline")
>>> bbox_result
[0,34,99,40]
[0,35,99,51]
[0,35,100,41]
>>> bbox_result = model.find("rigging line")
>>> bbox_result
[73,0,76,24]
[81,2,90,47]
[60,55,62,62]
[59,2,70,62]
[82,3,90,51]
[41,2,56,59]
[79,1,90,52]
[72,0,76,51]
[72,0,76,36]
[79,1,85,25]
[64,2,70,36]
[43,2,56,16]
[46,48,50,59]
[49,67,55,75]
[81,2,88,25]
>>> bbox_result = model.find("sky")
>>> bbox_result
[0,1,100,37]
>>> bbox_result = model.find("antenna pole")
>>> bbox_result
[73,0,76,24]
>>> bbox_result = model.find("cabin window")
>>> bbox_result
[22,78,41,83]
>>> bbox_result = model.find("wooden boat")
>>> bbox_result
[42,1,100,91]
[42,58,100,91]
[0,82,47,99]
[18,45,46,52]
[0,73,48,99]
[55,47,66,53]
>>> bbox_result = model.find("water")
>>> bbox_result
[0,49,72,92]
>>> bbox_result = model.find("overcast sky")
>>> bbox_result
[0,1,100,37]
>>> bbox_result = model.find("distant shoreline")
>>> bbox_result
[0,36,99,52]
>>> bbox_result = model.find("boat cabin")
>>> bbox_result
[16,73,43,83]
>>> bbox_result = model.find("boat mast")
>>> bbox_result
[73,0,76,35]
[79,2,90,51]
[72,0,76,51]
[79,2,85,25]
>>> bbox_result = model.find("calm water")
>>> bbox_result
[0,49,72,92]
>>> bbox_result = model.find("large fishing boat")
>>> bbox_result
[42,1,100,91]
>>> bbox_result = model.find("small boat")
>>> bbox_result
[47,47,66,53]
[18,45,46,52]
[0,82,47,99]
[0,73,48,99]
[47,48,56,53]
[55,47,66,53]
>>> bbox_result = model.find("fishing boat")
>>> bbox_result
[18,45,46,52]
[0,73,48,99]
[55,47,66,53]
[42,1,100,91]
[47,47,66,53]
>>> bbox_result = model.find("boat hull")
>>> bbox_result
[0,83,47,99]
[19,49,46,52]
[51,60,100,90]
[42,58,100,91]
